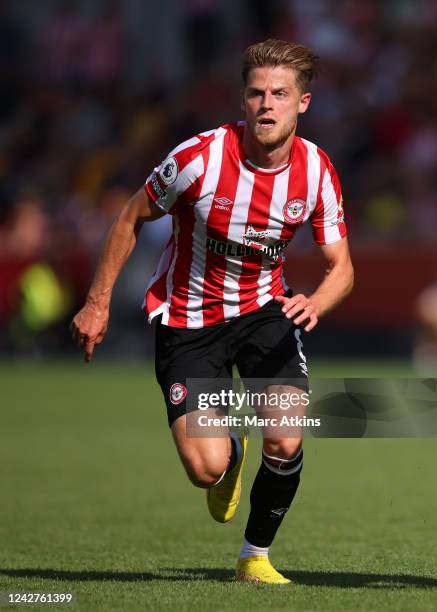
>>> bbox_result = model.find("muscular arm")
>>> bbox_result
[70,189,165,361]
[275,237,354,332]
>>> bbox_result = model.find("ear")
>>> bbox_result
[298,92,311,114]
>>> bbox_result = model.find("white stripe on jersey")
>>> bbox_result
[169,136,201,156]
[256,265,274,306]
[198,129,218,138]
[321,169,342,243]
[301,138,321,220]
[255,169,290,306]
[186,128,226,328]
[222,163,255,320]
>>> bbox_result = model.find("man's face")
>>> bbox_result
[242,65,311,149]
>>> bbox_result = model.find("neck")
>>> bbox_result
[242,127,295,169]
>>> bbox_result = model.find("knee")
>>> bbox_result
[184,454,228,489]
[263,438,302,460]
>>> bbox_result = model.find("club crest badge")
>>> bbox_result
[159,156,178,185]
[283,198,307,224]
[169,382,187,405]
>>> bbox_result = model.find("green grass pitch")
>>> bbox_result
[1,361,436,611]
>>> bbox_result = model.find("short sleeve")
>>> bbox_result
[310,161,347,245]
[145,139,206,216]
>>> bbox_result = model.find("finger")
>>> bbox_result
[75,331,89,348]
[94,326,107,344]
[280,295,305,313]
[79,335,88,349]
[274,294,289,303]
[285,302,309,319]
[84,340,95,363]
[275,294,303,307]
[293,307,313,325]
[304,314,318,332]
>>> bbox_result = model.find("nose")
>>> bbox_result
[260,91,274,111]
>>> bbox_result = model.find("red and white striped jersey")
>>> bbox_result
[143,122,346,328]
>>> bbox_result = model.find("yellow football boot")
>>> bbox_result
[206,431,248,523]
[236,556,291,584]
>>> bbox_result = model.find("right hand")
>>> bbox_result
[70,301,109,362]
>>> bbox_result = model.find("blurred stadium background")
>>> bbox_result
[1,0,436,364]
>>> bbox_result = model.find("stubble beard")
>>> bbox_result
[251,119,296,150]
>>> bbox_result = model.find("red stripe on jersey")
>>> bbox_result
[329,162,341,201]
[313,148,326,244]
[327,161,347,238]
[167,146,211,327]
[143,238,175,317]
[238,172,275,314]
[202,133,241,326]
[338,216,347,239]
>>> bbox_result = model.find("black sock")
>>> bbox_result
[226,434,238,473]
[244,449,303,548]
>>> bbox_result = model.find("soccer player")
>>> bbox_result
[70,39,354,584]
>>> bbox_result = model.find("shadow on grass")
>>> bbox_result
[0,568,436,588]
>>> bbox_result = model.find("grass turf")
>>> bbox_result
[0,361,436,611]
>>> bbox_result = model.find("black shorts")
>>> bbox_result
[154,295,309,427]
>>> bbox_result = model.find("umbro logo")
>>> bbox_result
[214,196,233,210]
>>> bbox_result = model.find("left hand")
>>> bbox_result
[274,294,319,332]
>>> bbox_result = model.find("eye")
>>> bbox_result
[275,91,287,98]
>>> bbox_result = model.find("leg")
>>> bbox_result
[172,411,248,523]
[243,385,304,552]
[234,299,309,582]
[237,388,304,584]
[154,319,247,520]
[237,434,302,584]
[171,413,231,488]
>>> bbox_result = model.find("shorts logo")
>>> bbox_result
[159,157,178,185]
[283,198,306,224]
[169,382,187,405]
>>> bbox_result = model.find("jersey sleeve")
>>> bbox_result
[310,157,347,245]
[144,136,207,216]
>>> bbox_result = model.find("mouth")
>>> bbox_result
[256,118,277,130]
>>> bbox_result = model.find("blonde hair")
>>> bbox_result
[242,39,319,91]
